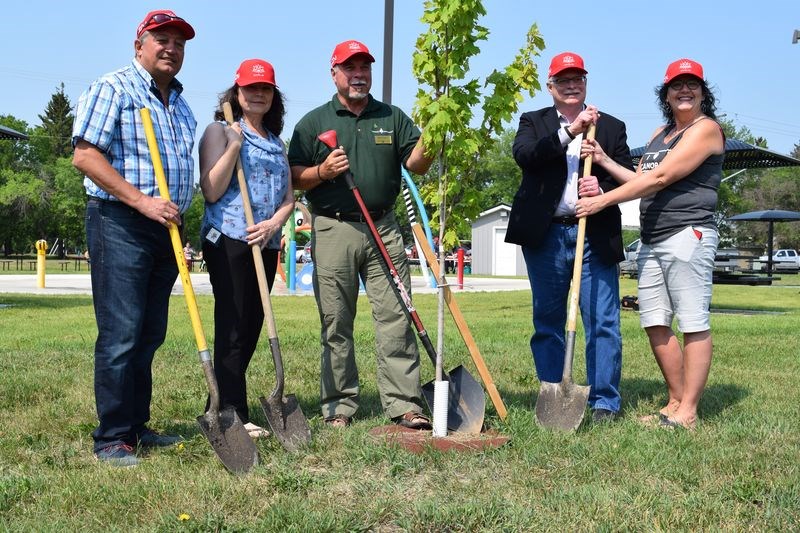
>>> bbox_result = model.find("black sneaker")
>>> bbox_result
[138,428,183,448]
[592,408,618,424]
[96,444,139,467]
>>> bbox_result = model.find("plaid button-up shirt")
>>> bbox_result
[73,59,196,212]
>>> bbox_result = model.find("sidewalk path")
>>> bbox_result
[0,273,530,296]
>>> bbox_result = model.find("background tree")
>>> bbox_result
[47,157,87,253]
[472,127,520,209]
[182,186,205,252]
[36,83,74,162]
[0,116,41,255]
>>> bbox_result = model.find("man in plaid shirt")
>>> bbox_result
[72,9,196,467]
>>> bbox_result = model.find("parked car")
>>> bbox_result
[624,239,641,262]
[758,249,800,271]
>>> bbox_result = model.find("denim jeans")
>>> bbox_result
[86,198,178,451]
[522,223,622,412]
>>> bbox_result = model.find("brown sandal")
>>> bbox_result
[324,414,351,428]
[393,412,432,430]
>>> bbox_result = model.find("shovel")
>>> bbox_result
[317,130,485,434]
[223,103,312,452]
[535,124,596,431]
[140,108,258,473]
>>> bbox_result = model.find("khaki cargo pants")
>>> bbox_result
[311,212,426,420]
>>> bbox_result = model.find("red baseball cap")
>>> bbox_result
[663,58,704,84]
[136,10,195,40]
[330,40,375,67]
[235,59,278,87]
[548,52,587,77]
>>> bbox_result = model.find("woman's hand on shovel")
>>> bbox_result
[246,219,281,249]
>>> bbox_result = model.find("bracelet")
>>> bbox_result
[563,125,576,140]
[316,165,323,181]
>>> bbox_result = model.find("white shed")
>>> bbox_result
[470,204,526,276]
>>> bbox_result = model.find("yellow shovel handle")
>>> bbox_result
[140,108,208,353]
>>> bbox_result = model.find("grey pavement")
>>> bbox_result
[0,273,530,296]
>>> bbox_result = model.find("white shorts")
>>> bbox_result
[636,226,718,333]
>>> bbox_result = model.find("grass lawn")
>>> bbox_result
[1,276,799,531]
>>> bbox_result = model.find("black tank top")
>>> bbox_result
[638,120,724,243]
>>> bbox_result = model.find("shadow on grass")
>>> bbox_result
[487,377,749,423]
[0,294,92,310]
[621,377,749,418]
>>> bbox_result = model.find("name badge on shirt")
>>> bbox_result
[372,127,393,145]
[205,227,222,245]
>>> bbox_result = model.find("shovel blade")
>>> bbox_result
[260,394,312,452]
[422,365,486,434]
[196,406,259,474]
[535,380,590,431]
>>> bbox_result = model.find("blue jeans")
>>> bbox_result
[86,198,178,451]
[522,223,622,412]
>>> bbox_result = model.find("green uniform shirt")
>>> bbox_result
[288,94,420,213]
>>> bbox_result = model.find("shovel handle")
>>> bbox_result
[221,103,284,395]
[140,108,220,411]
[563,123,596,382]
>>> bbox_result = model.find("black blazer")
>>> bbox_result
[505,106,632,265]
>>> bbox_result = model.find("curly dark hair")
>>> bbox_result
[656,79,717,126]
[212,85,285,137]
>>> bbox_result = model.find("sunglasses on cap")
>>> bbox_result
[146,13,185,26]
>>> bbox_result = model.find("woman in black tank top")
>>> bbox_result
[574,58,725,430]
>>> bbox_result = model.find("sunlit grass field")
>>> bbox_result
[1,276,798,531]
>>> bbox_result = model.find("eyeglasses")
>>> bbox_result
[144,13,184,27]
[551,76,586,87]
[669,79,701,91]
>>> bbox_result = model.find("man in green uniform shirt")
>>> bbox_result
[288,40,434,429]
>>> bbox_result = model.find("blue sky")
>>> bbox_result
[1,0,799,156]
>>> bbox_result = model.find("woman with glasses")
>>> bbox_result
[198,59,294,439]
[576,58,725,430]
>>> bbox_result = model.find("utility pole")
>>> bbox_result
[383,0,394,104]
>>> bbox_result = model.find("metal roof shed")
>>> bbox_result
[470,204,526,276]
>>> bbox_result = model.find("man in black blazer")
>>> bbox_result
[506,52,632,423]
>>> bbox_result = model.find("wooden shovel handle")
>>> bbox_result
[566,124,596,333]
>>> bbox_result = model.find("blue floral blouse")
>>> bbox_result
[201,120,289,250]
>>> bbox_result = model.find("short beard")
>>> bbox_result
[347,89,368,101]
